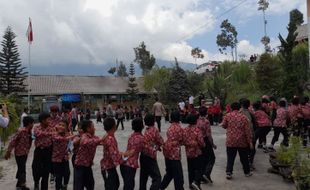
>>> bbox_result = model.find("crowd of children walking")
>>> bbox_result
[4,95,310,190]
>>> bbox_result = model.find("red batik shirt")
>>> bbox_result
[222,111,252,148]
[273,107,289,128]
[143,126,164,160]
[197,117,213,144]
[183,125,205,158]
[75,133,101,167]
[52,134,70,162]
[163,123,184,160]
[7,128,32,156]
[72,135,81,155]
[50,116,62,128]
[254,110,271,127]
[123,132,145,169]
[288,105,301,124]
[33,124,55,148]
[100,133,123,170]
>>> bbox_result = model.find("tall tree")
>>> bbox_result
[279,9,304,98]
[126,63,139,99]
[191,47,204,66]
[255,53,281,95]
[167,58,190,103]
[117,61,128,77]
[216,19,238,61]
[134,41,156,75]
[258,0,271,52]
[0,26,27,95]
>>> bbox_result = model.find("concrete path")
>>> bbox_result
[0,119,295,190]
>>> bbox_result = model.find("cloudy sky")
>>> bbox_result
[0,0,307,68]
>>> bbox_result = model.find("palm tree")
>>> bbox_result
[258,0,270,52]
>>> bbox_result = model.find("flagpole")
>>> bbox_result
[28,41,31,113]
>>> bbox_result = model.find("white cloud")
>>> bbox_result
[0,0,216,66]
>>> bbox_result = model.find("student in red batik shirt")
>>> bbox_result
[184,114,205,190]
[120,118,145,190]
[5,116,34,190]
[221,102,253,180]
[268,100,289,151]
[253,101,272,152]
[32,112,55,190]
[74,120,105,190]
[197,106,216,184]
[101,117,133,190]
[52,120,75,190]
[139,114,164,190]
[161,111,185,190]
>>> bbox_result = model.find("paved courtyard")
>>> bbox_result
[0,119,295,190]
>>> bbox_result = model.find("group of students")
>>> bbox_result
[221,95,310,179]
[5,104,216,190]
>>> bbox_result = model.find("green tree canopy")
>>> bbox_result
[134,41,156,75]
[216,19,238,61]
[126,63,139,99]
[0,26,27,95]
[167,58,190,103]
[117,61,128,77]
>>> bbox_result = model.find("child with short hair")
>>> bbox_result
[120,118,145,190]
[52,120,75,190]
[74,120,105,190]
[140,114,164,190]
[184,114,205,190]
[197,106,216,183]
[161,111,185,190]
[32,112,55,190]
[101,117,132,190]
[5,116,34,190]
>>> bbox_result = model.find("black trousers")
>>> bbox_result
[202,138,215,177]
[249,139,256,165]
[120,165,137,190]
[102,167,120,190]
[255,127,271,146]
[271,127,289,146]
[139,153,161,190]
[32,147,52,190]
[74,166,94,190]
[155,116,162,132]
[161,159,184,190]
[117,118,124,130]
[53,161,70,190]
[187,156,203,186]
[226,147,250,175]
[72,118,77,131]
[15,155,27,187]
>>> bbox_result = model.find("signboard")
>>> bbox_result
[61,94,81,102]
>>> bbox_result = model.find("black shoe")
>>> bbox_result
[202,174,213,183]
[191,182,201,190]
[226,173,232,180]
[62,185,68,190]
[257,144,263,149]
[268,147,276,152]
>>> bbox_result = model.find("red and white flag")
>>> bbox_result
[26,18,33,43]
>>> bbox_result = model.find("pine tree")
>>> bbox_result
[278,9,304,98]
[126,63,139,99]
[0,26,27,95]
[134,42,156,75]
[167,58,190,103]
[117,61,128,77]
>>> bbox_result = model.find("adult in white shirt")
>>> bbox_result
[178,100,185,111]
[20,108,28,128]
[189,95,194,105]
[0,104,9,128]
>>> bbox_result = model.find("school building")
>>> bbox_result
[22,75,153,112]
